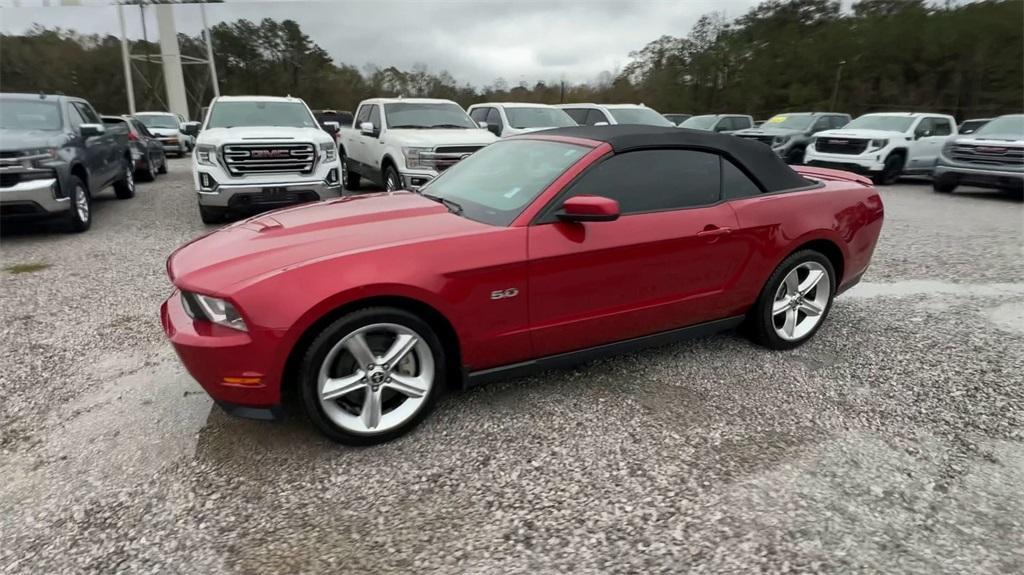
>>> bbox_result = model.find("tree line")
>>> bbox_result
[0,0,1020,122]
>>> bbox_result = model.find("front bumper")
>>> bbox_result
[160,140,186,154]
[161,290,284,417]
[0,177,70,218]
[933,163,1024,190]
[399,169,441,190]
[804,148,886,173]
[196,177,343,210]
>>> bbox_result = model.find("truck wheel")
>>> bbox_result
[932,174,957,193]
[157,153,168,175]
[139,153,156,182]
[785,147,805,165]
[384,165,401,191]
[113,159,136,199]
[871,153,904,186]
[341,149,360,191]
[199,204,224,225]
[65,176,91,233]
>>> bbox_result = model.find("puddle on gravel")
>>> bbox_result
[846,280,1024,299]
[987,302,1024,335]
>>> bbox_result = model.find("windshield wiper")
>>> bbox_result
[428,124,470,129]
[420,191,463,215]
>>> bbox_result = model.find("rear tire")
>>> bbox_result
[747,250,836,350]
[871,153,904,185]
[113,159,135,199]
[157,153,168,174]
[139,153,156,182]
[199,204,224,225]
[299,307,445,445]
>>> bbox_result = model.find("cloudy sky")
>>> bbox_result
[1,0,765,86]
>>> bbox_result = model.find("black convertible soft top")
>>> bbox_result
[536,124,811,193]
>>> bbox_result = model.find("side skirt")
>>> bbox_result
[465,315,745,388]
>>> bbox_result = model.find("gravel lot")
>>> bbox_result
[1,159,1022,574]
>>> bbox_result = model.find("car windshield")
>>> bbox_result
[679,115,718,130]
[0,99,63,130]
[762,113,814,130]
[844,115,915,132]
[972,115,1024,138]
[384,103,476,129]
[505,107,577,129]
[137,114,180,129]
[420,140,588,226]
[608,108,675,126]
[206,102,317,129]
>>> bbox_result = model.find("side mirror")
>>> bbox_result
[714,124,729,133]
[322,121,340,135]
[360,121,375,136]
[182,122,201,136]
[486,123,502,137]
[558,195,620,223]
[915,130,931,140]
[593,121,609,127]
[79,123,105,138]
[477,121,488,129]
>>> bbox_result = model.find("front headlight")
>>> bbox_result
[869,139,888,151]
[772,135,791,147]
[320,141,337,162]
[196,144,217,166]
[402,146,434,170]
[181,291,247,332]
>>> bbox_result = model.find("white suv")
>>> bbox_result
[192,96,343,223]
[556,103,676,127]
[339,98,497,191]
[467,103,576,137]
[805,112,957,184]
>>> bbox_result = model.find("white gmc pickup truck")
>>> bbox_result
[339,98,497,191]
[192,95,343,223]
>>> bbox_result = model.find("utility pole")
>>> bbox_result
[201,2,220,99]
[830,60,846,112]
[117,4,135,114]
[155,3,190,120]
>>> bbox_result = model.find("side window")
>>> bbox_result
[931,118,952,136]
[74,102,100,124]
[102,118,129,135]
[67,103,87,129]
[829,116,849,129]
[485,108,502,128]
[563,109,588,124]
[469,108,487,123]
[721,158,763,200]
[915,118,934,136]
[811,117,831,132]
[584,109,609,125]
[354,105,371,126]
[558,149,721,215]
[734,116,753,130]
[367,105,381,130]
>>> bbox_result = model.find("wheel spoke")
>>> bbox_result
[321,372,366,401]
[784,270,799,296]
[798,269,825,296]
[772,297,791,316]
[782,309,797,338]
[386,373,428,398]
[344,332,376,369]
[381,334,418,368]
[362,387,383,429]
[799,299,824,317]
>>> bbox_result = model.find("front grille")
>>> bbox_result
[435,146,484,155]
[816,138,868,155]
[227,190,320,211]
[428,146,484,172]
[222,143,316,176]
[949,144,1024,167]
[738,135,775,146]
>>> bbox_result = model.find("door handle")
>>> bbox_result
[697,226,732,238]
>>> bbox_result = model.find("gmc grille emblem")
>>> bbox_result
[252,149,291,159]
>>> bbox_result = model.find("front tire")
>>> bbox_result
[340,149,360,191]
[384,164,401,192]
[785,147,805,165]
[65,176,91,233]
[299,307,445,445]
[933,174,957,193]
[871,153,904,185]
[113,159,135,199]
[198,204,224,225]
[747,250,836,350]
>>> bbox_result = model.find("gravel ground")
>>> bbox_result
[1,161,1022,574]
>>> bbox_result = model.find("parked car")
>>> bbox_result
[556,103,675,127]
[161,124,885,445]
[663,113,692,125]
[102,115,167,181]
[134,111,198,157]
[338,98,497,191]
[192,95,343,223]
[804,112,957,185]
[1,92,134,232]
[957,118,991,135]
[933,114,1023,196]
[734,112,851,164]
[467,102,577,137]
[678,114,755,134]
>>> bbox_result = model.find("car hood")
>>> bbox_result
[384,128,497,147]
[147,127,182,137]
[733,127,803,137]
[168,191,492,292]
[197,126,333,147]
[814,128,906,139]
[0,129,65,152]
[953,134,1024,145]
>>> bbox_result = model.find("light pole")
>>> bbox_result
[830,60,846,112]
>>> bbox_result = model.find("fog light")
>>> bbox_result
[326,168,339,185]
[199,172,217,191]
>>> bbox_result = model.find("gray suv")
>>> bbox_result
[933,114,1023,197]
[734,112,851,164]
[1,93,134,232]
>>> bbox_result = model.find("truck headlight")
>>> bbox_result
[320,141,337,162]
[869,139,888,151]
[181,291,247,332]
[402,146,434,170]
[196,144,217,166]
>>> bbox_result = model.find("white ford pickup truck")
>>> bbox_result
[339,98,497,191]
[192,95,343,223]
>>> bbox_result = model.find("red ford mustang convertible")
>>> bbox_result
[162,125,884,444]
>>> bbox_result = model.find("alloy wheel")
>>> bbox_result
[385,170,399,191]
[75,184,89,222]
[317,323,434,435]
[772,261,830,341]
[125,164,135,193]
